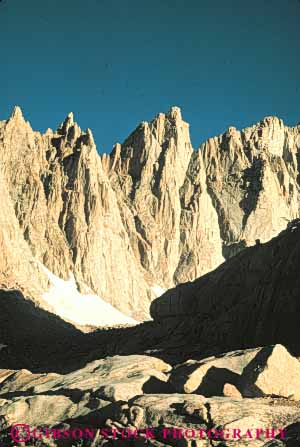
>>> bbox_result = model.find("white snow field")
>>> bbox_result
[41,265,138,327]
[151,284,166,298]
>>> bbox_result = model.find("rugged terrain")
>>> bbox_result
[1,345,300,446]
[0,106,300,324]
[1,106,300,445]
[0,189,300,445]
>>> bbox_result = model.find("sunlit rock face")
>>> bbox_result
[0,106,300,326]
[201,116,300,257]
[105,111,300,292]
[104,106,224,289]
[0,107,150,323]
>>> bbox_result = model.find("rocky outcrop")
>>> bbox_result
[105,110,300,294]
[170,347,261,395]
[240,345,300,400]
[0,355,171,404]
[1,348,300,446]
[0,355,173,446]
[108,394,300,447]
[0,163,49,300]
[169,345,300,400]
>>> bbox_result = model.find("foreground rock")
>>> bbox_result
[0,355,171,405]
[223,383,243,398]
[107,394,300,446]
[170,345,300,400]
[0,355,173,445]
[0,350,300,446]
[170,347,261,395]
[241,345,300,400]
[1,389,300,446]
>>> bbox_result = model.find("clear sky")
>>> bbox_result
[0,0,299,153]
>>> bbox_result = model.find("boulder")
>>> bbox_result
[0,355,171,403]
[241,345,300,400]
[223,383,242,399]
[170,347,261,395]
[0,395,78,428]
[108,394,300,446]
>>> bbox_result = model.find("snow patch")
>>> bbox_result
[41,266,137,327]
[152,285,166,298]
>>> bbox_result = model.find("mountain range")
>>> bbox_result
[0,105,299,327]
[1,106,300,446]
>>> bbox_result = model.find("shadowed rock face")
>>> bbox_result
[1,106,300,324]
[149,222,300,359]
[0,289,86,372]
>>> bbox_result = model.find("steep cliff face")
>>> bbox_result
[201,117,300,257]
[104,106,224,288]
[104,109,300,289]
[0,164,49,300]
[0,105,300,326]
[0,107,150,321]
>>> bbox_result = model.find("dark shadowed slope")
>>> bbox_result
[0,289,87,372]
[148,221,300,359]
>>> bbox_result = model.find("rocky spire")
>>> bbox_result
[9,106,25,123]
[167,106,182,121]
[56,112,82,144]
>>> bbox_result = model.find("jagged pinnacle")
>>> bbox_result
[61,112,74,128]
[168,106,182,120]
[10,106,24,121]
[58,112,76,135]
[86,128,95,145]
[66,112,74,123]
[261,116,283,127]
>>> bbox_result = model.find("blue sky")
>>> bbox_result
[0,0,299,153]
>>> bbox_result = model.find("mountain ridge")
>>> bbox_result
[0,105,300,326]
